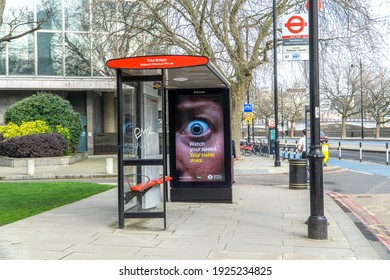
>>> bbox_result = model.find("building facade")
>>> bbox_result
[0,0,153,154]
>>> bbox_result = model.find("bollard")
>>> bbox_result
[386,143,389,166]
[359,142,362,162]
[338,141,341,160]
[289,159,307,189]
[27,159,35,175]
[105,158,114,175]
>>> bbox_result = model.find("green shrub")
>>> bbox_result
[4,93,82,152]
[55,125,71,155]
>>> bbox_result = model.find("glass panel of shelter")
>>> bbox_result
[121,81,165,217]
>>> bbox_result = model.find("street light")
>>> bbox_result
[360,59,364,139]
[307,0,328,240]
[280,88,284,138]
[245,18,251,144]
[273,0,280,167]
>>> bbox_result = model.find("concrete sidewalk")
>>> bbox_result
[0,155,382,260]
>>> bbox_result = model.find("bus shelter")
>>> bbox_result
[106,55,232,229]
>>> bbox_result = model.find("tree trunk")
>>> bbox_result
[341,116,347,138]
[376,123,380,138]
[290,121,296,137]
[0,0,5,26]
[230,80,251,159]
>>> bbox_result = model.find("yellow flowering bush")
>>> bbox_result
[20,120,52,135]
[0,121,72,156]
[55,125,71,142]
[0,122,21,139]
[0,120,51,140]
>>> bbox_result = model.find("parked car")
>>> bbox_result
[320,131,328,143]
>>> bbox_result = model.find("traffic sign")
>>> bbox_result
[282,14,309,61]
[244,112,254,120]
[284,15,307,34]
[243,103,253,112]
[305,0,322,11]
[269,119,275,128]
[245,119,252,125]
[282,14,309,38]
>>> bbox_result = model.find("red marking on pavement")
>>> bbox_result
[327,190,390,251]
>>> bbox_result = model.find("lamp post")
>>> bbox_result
[273,0,280,167]
[360,59,364,139]
[281,88,284,138]
[307,0,328,240]
[246,18,251,144]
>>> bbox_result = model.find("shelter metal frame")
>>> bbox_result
[107,55,231,229]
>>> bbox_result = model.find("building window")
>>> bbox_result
[37,0,62,30]
[9,33,34,75]
[91,0,116,33]
[0,41,6,75]
[65,33,91,76]
[38,32,63,76]
[65,0,90,32]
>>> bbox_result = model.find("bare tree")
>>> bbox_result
[60,0,165,76]
[137,0,382,147]
[252,87,274,136]
[283,87,308,137]
[0,0,50,44]
[365,67,390,138]
[321,59,362,138]
[139,0,290,147]
[0,0,6,26]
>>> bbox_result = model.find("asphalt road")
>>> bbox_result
[329,149,389,165]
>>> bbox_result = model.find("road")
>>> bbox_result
[329,149,389,165]
[323,164,390,260]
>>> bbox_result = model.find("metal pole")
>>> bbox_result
[246,18,251,144]
[386,143,389,165]
[247,98,250,144]
[161,70,167,229]
[281,88,284,138]
[307,0,328,240]
[273,0,281,167]
[360,60,364,139]
[116,69,124,229]
[252,120,255,142]
[338,141,341,160]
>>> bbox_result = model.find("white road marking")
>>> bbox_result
[349,169,374,176]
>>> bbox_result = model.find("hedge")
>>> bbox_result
[0,133,68,158]
[4,93,82,152]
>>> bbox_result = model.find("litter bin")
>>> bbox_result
[289,159,307,189]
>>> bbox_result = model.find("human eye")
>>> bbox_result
[184,120,210,137]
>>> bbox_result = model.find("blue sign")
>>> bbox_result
[243,103,253,112]
[270,128,276,140]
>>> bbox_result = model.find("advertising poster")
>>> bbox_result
[169,89,229,185]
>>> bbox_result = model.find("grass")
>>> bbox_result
[0,181,115,226]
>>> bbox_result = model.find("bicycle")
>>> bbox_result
[252,142,262,156]
[240,142,253,156]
